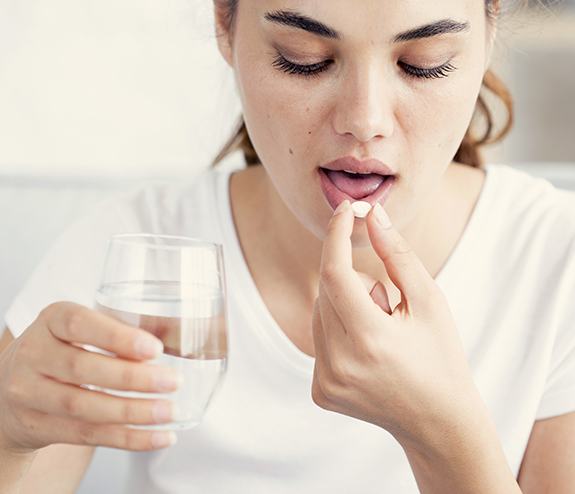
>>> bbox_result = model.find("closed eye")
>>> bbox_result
[271,52,457,80]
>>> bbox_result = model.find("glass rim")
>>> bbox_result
[109,233,223,251]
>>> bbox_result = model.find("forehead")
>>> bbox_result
[254,0,482,42]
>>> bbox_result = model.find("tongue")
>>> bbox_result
[325,170,386,199]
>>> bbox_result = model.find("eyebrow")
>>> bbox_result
[263,10,470,43]
[264,10,340,40]
[393,19,470,42]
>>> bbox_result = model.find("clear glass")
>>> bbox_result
[92,233,228,431]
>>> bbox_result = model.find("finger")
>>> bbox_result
[358,272,392,315]
[42,302,164,361]
[137,313,227,359]
[320,201,383,329]
[369,281,392,315]
[21,409,177,451]
[23,375,177,426]
[37,337,182,393]
[366,204,438,313]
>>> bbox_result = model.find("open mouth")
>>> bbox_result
[318,168,396,211]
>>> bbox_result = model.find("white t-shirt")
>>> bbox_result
[4,163,575,493]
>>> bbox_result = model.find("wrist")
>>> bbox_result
[394,402,521,494]
[391,385,492,458]
[0,428,37,462]
[0,444,37,494]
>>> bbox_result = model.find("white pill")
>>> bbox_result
[351,201,372,219]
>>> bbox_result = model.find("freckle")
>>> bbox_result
[289,148,293,155]
[306,107,310,112]
[308,131,312,135]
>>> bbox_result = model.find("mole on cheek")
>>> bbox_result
[308,131,312,135]
[289,148,294,155]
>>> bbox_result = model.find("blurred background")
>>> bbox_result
[0,1,574,492]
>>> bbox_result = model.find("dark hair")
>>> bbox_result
[212,0,514,169]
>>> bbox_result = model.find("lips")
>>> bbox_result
[319,167,396,212]
[323,169,385,200]
[321,156,396,176]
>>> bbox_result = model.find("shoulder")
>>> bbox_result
[485,163,575,210]
[468,164,575,302]
[485,163,575,251]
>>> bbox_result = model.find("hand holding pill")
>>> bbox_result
[311,198,483,453]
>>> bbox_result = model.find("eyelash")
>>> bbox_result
[271,53,457,80]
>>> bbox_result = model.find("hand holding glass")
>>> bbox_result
[93,234,228,431]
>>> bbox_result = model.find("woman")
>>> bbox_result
[1,0,574,492]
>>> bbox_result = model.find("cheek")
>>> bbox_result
[235,54,327,163]
[400,72,482,161]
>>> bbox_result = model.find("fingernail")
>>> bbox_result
[151,431,177,448]
[334,200,350,216]
[373,203,392,229]
[153,401,177,423]
[135,335,163,358]
[154,371,184,392]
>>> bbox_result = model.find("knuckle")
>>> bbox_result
[119,401,139,424]
[120,365,138,390]
[127,431,146,451]
[6,379,26,405]
[320,263,342,286]
[65,309,89,341]
[311,379,335,412]
[327,220,339,235]
[78,423,98,445]
[39,302,62,321]
[391,236,413,256]
[67,353,85,381]
[330,359,355,387]
[107,328,127,352]
[319,375,340,402]
[119,430,143,451]
[311,381,326,407]
[61,393,82,417]
[16,337,36,361]
[384,242,413,267]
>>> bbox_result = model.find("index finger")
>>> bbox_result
[42,302,163,360]
[320,201,385,328]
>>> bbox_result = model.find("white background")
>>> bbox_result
[0,0,241,178]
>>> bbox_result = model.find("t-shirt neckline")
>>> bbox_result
[217,163,495,376]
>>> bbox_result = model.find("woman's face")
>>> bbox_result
[216,0,494,243]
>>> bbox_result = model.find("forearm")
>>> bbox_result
[399,407,521,494]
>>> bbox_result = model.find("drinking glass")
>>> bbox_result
[92,234,228,431]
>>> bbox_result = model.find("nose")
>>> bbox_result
[332,61,395,143]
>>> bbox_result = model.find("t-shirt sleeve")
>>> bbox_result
[3,193,138,339]
[535,235,575,420]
